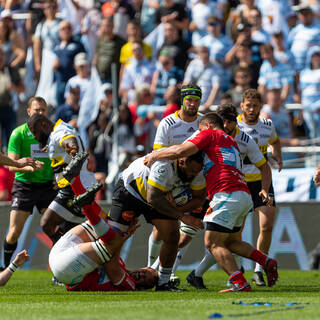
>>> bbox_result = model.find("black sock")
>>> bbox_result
[4,240,17,267]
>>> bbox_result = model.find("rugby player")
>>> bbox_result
[144,112,278,292]
[107,151,206,291]
[186,103,273,289]
[147,84,205,285]
[237,89,282,286]
[49,211,158,291]
[27,114,118,247]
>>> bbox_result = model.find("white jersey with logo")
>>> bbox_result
[153,111,202,149]
[121,156,206,203]
[237,115,278,182]
[47,119,95,187]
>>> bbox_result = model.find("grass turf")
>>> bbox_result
[0,270,319,320]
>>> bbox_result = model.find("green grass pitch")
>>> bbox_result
[0,270,319,320]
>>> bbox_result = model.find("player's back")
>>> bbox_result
[189,129,249,199]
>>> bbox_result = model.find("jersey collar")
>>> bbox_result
[53,119,62,131]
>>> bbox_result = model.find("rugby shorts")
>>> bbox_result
[247,180,276,209]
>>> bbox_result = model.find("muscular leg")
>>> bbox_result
[204,230,238,275]
[4,210,31,266]
[152,219,180,286]
[171,233,193,274]
[255,205,275,272]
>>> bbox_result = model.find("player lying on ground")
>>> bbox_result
[144,112,278,292]
[49,196,158,291]
[0,250,29,286]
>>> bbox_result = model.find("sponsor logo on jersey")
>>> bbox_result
[30,144,49,158]
[122,211,135,222]
[187,127,195,133]
[250,129,258,135]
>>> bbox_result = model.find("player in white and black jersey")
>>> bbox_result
[186,103,274,289]
[147,84,206,284]
[108,152,206,291]
[237,89,282,286]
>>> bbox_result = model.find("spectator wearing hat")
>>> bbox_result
[64,52,91,105]
[53,20,86,106]
[288,5,320,72]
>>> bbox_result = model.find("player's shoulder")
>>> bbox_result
[160,112,180,128]
[258,117,274,127]
[235,127,251,144]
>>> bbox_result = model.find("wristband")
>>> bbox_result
[8,262,18,273]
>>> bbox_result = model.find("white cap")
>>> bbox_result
[293,4,312,12]
[101,83,112,92]
[74,52,89,66]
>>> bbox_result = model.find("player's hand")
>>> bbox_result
[16,157,36,168]
[13,250,30,267]
[181,215,204,230]
[165,192,176,207]
[32,160,44,171]
[122,218,140,240]
[259,190,273,207]
[144,152,157,168]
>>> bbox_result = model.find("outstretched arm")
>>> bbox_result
[144,142,199,167]
[0,250,30,286]
[0,152,38,169]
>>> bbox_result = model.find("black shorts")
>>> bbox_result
[11,180,57,212]
[108,178,177,228]
[247,180,276,209]
[53,185,85,218]
[206,221,241,233]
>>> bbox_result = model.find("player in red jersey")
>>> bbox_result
[50,220,158,292]
[145,112,278,292]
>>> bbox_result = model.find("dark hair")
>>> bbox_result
[217,104,238,122]
[27,113,51,132]
[242,88,262,103]
[128,19,141,28]
[221,92,232,101]
[199,112,224,130]
[186,151,204,164]
[260,43,274,53]
[234,66,251,76]
[27,96,47,110]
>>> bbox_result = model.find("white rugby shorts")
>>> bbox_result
[204,191,253,230]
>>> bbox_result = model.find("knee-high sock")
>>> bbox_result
[70,176,101,215]
[250,249,267,270]
[171,242,191,275]
[158,266,172,286]
[195,248,216,277]
[147,232,162,267]
[3,240,17,267]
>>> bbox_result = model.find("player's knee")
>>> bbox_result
[41,219,56,237]
[178,234,192,248]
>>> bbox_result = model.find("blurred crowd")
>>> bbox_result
[0,0,320,199]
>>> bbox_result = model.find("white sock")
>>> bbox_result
[151,257,160,270]
[158,266,172,286]
[254,263,264,272]
[195,248,216,277]
[171,243,191,275]
[147,232,162,267]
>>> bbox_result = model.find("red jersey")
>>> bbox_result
[189,129,250,199]
[0,166,14,201]
[66,258,136,292]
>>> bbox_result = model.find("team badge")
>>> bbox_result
[122,211,135,221]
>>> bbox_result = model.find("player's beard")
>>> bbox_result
[244,111,259,124]
[38,132,49,149]
[183,106,198,117]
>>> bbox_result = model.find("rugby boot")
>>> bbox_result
[264,258,278,287]
[186,270,207,290]
[169,275,181,287]
[155,282,185,292]
[70,183,103,209]
[62,152,89,182]
[252,271,266,286]
[219,282,252,293]
[227,266,245,287]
